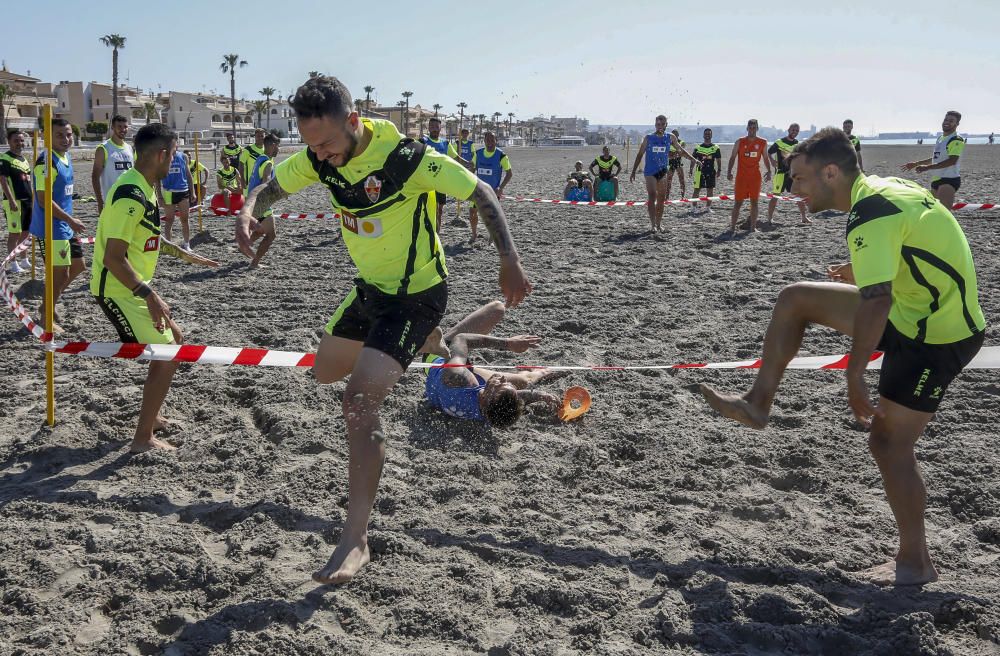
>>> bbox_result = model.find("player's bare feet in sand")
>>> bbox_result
[699,384,768,429]
[313,537,370,585]
[130,436,177,453]
[419,326,450,359]
[801,217,813,224]
[152,415,176,433]
[860,559,938,586]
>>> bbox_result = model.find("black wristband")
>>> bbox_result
[133,283,153,299]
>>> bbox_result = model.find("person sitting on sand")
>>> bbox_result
[699,128,986,587]
[564,161,594,200]
[421,301,563,426]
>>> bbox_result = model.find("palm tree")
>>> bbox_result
[0,84,10,144]
[457,102,467,131]
[259,86,276,129]
[507,112,515,140]
[99,34,127,126]
[363,85,375,115]
[432,103,442,117]
[252,100,267,127]
[143,101,157,125]
[401,91,413,137]
[220,54,248,142]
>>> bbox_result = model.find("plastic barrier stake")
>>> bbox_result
[194,133,204,233]
[42,107,55,426]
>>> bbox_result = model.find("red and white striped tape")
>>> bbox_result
[502,193,998,212]
[5,237,999,371]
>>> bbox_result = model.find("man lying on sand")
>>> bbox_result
[420,301,564,426]
[699,128,985,587]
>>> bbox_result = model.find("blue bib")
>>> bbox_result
[162,151,189,191]
[420,136,449,155]
[644,133,671,176]
[458,139,474,161]
[475,148,505,189]
[248,154,272,192]
[30,151,74,240]
[425,357,485,421]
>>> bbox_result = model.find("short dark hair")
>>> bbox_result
[51,118,70,129]
[134,122,176,158]
[655,114,667,122]
[946,110,962,122]
[843,118,854,124]
[428,117,441,125]
[263,133,280,147]
[111,114,128,125]
[6,128,23,140]
[484,388,524,429]
[290,75,353,120]
[788,127,860,176]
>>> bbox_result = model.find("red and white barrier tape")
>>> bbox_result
[503,193,998,212]
[5,238,999,371]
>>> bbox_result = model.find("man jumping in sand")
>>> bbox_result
[420,301,563,425]
[630,115,694,232]
[700,128,985,586]
[236,75,531,586]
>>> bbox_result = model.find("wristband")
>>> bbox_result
[132,283,153,299]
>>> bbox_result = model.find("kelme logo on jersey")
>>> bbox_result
[144,236,160,252]
[364,175,382,203]
[853,235,866,251]
[427,161,441,176]
[341,212,383,238]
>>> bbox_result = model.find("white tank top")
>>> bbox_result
[932,133,962,179]
[99,139,135,202]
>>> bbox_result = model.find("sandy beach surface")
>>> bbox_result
[1,144,999,655]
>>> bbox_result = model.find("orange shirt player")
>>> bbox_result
[726,118,772,234]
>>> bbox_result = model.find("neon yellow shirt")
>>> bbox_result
[847,174,985,343]
[217,166,241,190]
[275,118,478,294]
[239,143,265,186]
[90,168,162,297]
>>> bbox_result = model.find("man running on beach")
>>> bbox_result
[90,123,218,452]
[843,119,864,172]
[420,116,468,229]
[420,301,563,426]
[245,133,281,267]
[901,110,965,212]
[726,118,771,234]
[689,128,721,212]
[666,128,687,201]
[700,128,985,586]
[92,115,134,215]
[30,118,86,332]
[469,131,512,243]
[235,75,531,585]
[2,130,33,273]
[765,123,809,225]
[589,146,620,199]
[630,115,694,232]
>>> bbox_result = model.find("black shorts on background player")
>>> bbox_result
[931,177,961,192]
[876,321,983,413]
[668,158,682,172]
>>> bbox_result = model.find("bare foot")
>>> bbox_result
[861,559,938,586]
[699,384,768,429]
[152,415,177,434]
[419,326,450,359]
[312,537,371,585]
[130,436,177,453]
[801,217,813,224]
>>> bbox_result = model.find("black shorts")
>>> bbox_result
[780,171,794,193]
[877,321,984,413]
[697,168,717,190]
[931,177,961,192]
[435,192,446,207]
[598,171,615,181]
[37,235,84,263]
[163,189,190,204]
[16,200,31,232]
[668,158,682,172]
[326,279,448,369]
[651,168,668,181]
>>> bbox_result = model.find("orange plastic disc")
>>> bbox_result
[559,386,592,421]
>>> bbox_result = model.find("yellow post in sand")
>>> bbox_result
[194,133,204,232]
[31,129,38,280]
[42,106,55,426]
[624,137,630,174]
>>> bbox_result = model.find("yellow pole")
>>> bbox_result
[42,106,55,426]
[31,129,38,280]
[194,133,203,232]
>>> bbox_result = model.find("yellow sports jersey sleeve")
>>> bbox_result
[848,211,903,289]
[101,194,146,243]
[947,139,966,157]
[275,149,320,195]
[447,142,458,158]
[33,163,47,191]
[500,155,511,171]
[409,148,479,200]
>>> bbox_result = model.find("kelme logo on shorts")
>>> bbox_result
[341,212,383,238]
[914,368,932,396]
[397,319,412,350]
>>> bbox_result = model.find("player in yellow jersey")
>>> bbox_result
[235,75,531,585]
[701,128,985,586]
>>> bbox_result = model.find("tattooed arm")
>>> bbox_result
[470,180,532,307]
[235,176,289,259]
[846,281,893,424]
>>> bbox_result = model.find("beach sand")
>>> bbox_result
[1,144,998,655]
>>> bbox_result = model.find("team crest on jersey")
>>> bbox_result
[144,236,160,252]
[364,175,382,203]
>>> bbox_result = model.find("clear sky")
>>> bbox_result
[8,0,999,134]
